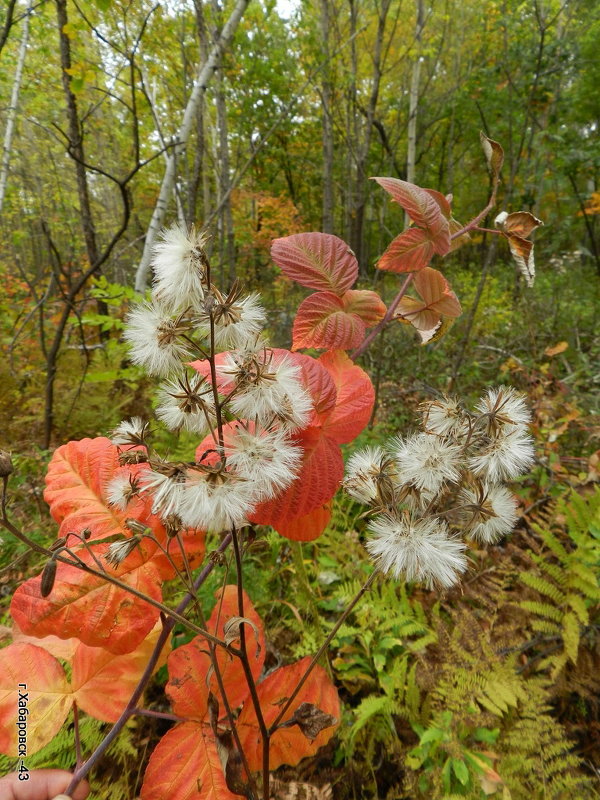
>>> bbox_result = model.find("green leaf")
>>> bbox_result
[452,757,470,786]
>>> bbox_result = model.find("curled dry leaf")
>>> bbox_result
[223,615,262,654]
[277,701,338,741]
[480,131,504,180]
[495,210,543,287]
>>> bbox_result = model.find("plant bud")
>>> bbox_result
[40,558,58,598]
[0,451,13,477]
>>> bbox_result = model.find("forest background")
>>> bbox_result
[0,0,599,798]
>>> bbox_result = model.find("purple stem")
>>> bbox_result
[65,533,233,796]
[351,272,415,360]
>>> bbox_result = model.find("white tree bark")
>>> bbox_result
[134,0,250,292]
[0,1,32,213]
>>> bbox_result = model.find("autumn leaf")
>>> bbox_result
[140,722,243,800]
[372,177,447,239]
[291,290,385,351]
[480,132,504,180]
[272,504,332,542]
[396,267,461,331]
[166,586,265,717]
[237,657,340,771]
[318,350,375,444]
[377,227,436,273]
[544,341,568,357]
[271,232,358,294]
[0,643,71,756]
[11,540,163,654]
[292,292,365,350]
[495,211,543,287]
[44,437,205,580]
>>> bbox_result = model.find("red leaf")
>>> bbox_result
[272,349,337,420]
[423,188,452,219]
[341,289,387,326]
[0,643,71,756]
[250,426,343,526]
[318,350,375,444]
[274,504,332,542]
[237,657,340,771]
[10,542,162,655]
[378,228,435,273]
[372,177,448,240]
[71,623,169,722]
[271,233,358,293]
[166,586,265,718]
[292,292,366,351]
[141,722,242,800]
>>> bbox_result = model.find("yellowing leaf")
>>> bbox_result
[544,341,568,357]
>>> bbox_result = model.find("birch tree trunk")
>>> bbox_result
[134,0,250,292]
[0,0,31,213]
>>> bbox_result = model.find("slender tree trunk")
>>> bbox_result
[0,0,31,213]
[0,0,18,58]
[134,0,250,292]
[56,0,100,268]
[320,0,334,233]
[405,0,424,225]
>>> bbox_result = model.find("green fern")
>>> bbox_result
[514,486,600,676]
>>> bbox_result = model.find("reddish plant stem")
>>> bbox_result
[64,533,233,797]
[351,272,415,360]
[231,526,271,800]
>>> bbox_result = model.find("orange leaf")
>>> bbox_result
[502,211,543,238]
[166,586,265,718]
[341,289,387,326]
[141,721,243,800]
[237,657,340,771]
[271,233,358,294]
[11,542,162,654]
[378,227,435,273]
[0,643,71,756]
[397,267,461,331]
[292,292,365,351]
[42,437,205,580]
[544,341,568,357]
[274,504,331,542]
[318,350,374,444]
[71,622,170,722]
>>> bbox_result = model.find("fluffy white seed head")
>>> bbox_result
[151,224,208,310]
[365,512,467,589]
[212,293,266,350]
[106,474,139,510]
[393,433,462,495]
[343,446,400,507]
[124,301,194,377]
[110,417,149,447]
[475,387,532,435]
[225,426,302,501]
[177,468,257,531]
[221,350,313,431]
[155,375,217,435]
[140,467,187,519]
[469,430,535,482]
[421,396,470,438]
[461,483,519,544]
